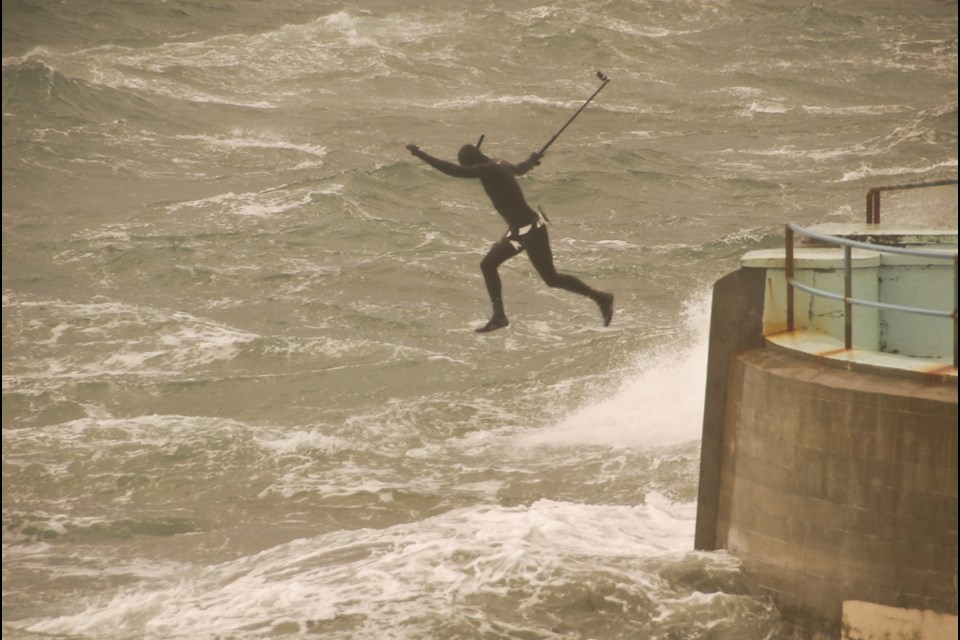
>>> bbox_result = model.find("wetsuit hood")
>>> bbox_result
[458,144,488,166]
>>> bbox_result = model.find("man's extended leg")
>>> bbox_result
[476,235,523,332]
[522,226,614,326]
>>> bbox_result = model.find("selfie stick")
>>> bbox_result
[538,71,610,156]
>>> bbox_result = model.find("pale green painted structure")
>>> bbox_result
[743,224,956,362]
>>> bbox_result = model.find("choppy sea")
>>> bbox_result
[3,1,957,638]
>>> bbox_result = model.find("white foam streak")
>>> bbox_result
[839,159,959,182]
[741,100,791,116]
[3,299,257,387]
[167,186,335,218]
[178,131,328,159]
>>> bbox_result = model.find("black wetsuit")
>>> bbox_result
[408,145,613,331]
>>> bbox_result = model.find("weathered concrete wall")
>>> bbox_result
[695,267,766,550]
[715,346,958,634]
[842,601,958,640]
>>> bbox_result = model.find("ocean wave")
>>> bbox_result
[3,510,202,544]
[2,296,258,384]
[19,496,714,639]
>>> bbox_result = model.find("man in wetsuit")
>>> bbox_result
[405,141,614,333]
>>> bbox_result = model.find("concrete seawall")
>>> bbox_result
[696,264,958,637]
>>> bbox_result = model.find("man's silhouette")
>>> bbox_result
[406,142,614,332]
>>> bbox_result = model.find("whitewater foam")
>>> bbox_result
[517,293,710,450]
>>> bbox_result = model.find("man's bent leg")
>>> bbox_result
[523,226,614,326]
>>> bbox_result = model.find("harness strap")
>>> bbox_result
[514,217,544,238]
[506,216,545,250]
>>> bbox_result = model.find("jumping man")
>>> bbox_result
[405,141,614,333]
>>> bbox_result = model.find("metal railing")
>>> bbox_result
[866,179,958,223]
[785,223,958,368]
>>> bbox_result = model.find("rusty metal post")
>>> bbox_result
[866,189,878,224]
[954,254,958,369]
[786,225,795,332]
[865,179,957,224]
[844,245,852,350]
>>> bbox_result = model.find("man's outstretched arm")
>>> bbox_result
[511,152,543,176]
[406,145,480,178]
